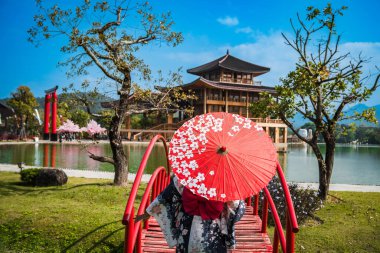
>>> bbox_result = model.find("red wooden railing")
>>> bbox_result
[122,135,171,253]
[250,161,299,253]
[122,135,299,253]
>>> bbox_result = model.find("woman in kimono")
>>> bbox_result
[136,176,245,253]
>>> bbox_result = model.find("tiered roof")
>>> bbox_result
[182,77,276,93]
[187,52,270,77]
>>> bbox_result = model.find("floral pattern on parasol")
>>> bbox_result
[169,112,277,201]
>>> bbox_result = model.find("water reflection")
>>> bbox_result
[0,143,379,185]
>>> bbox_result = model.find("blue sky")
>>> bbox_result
[0,0,379,105]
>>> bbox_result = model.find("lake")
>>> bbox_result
[0,142,379,185]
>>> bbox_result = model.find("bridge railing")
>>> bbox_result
[122,135,170,253]
[250,161,299,253]
[122,134,298,253]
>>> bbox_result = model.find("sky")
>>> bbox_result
[0,0,379,105]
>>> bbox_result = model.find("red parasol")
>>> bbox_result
[169,112,277,201]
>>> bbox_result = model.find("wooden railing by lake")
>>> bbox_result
[250,118,284,124]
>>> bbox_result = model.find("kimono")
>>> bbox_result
[146,176,245,253]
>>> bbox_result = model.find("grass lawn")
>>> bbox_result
[294,191,380,252]
[0,171,379,252]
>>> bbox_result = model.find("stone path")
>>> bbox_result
[1,163,379,192]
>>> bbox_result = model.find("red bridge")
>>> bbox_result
[122,135,299,253]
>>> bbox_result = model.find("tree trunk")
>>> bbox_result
[108,75,131,186]
[319,138,336,200]
[109,115,128,186]
[309,141,329,200]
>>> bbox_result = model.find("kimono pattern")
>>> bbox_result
[146,176,245,253]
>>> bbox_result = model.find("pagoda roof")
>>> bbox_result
[187,53,270,76]
[181,77,276,93]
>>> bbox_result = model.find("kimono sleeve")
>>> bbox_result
[146,179,182,248]
[225,200,246,249]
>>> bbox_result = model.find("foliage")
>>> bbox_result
[7,86,40,136]
[20,168,40,185]
[28,0,195,185]
[260,176,321,226]
[299,122,380,144]
[337,125,380,144]
[70,109,91,127]
[251,4,380,199]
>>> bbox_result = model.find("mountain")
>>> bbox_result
[292,103,380,128]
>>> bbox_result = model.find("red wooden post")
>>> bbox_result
[51,91,58,141]
[253,195,259,215]
[43,94,51,140]
[246,196,252,207]
[154,176,160,198]
[158,171,163,192]
[286,213,295,253]
[273,227,280,253]
[261,197,268,233]
[125,208,134,253]
[153,180,158,199]
[144,193,151,230]
[50,144,56,167]
[136,225,142,253]
[43,144,49,167]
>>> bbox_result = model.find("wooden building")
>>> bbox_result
[169,51,288,145]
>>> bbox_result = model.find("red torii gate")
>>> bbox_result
[43,86,58,141]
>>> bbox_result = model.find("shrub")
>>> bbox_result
[20,168,68,187]
[20,168,40,185]
[258,176,322,226]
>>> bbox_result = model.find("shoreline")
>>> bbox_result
[1,140,380,147]
[1,163,379,192]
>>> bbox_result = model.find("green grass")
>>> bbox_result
[0,172,145,253]
[0,172,379,252]
[294,191,380,252]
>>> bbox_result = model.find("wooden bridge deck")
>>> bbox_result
[140,206,272,252]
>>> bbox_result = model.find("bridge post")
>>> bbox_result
[253,195,259,215]
[273,228,280,253]
[125,208,135,253]
[261,197,268,233]
[286,213,295,253]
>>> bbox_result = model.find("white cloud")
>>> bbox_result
[235,26,253,34]
[217,16,239,26]
[225,31,298,86]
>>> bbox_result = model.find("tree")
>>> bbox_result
[7,86,40,138]
[29,1,194,185]
[251,4,380,200]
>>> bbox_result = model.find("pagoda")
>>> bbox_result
[180,50,276,117]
